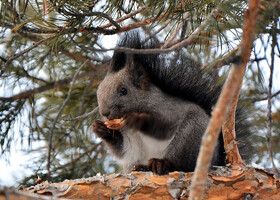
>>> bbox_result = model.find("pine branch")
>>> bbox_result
[115,13,169,34]
[53,142,102,172]
[73,9,222,54]
[3,15,157,36]
[161,12,190,49]
[0,56,8,62]
[240,90,280,103]
[142,19,172,44]
[67,77,98,132]
[2,22,117,35]
[201,48,239,70]
[0,5,175,36]
[64,106,99,121]
[0,35,54,77]
[0,70,100,102]
[78,77,96,115]
[59,10,121,30]
[100,7,147,29]
[18,33,97,70]
[189,0,260,199]
[47,59,89,181]
[21,66,49,84]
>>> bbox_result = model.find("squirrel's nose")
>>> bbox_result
[100,109,110,118]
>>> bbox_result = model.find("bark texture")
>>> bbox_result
[1,167,279,200]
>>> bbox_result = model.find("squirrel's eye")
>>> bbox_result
[120,88,127,96]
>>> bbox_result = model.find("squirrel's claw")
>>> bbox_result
[133,158,174,175]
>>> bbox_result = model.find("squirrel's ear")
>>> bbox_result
[109,51,126,72]
[109,31,141,72]
[126,55,150,90]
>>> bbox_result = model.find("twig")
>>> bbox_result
[79,77,96,115]
[114,12,169,34]
[64,106,99,121]
[201,48,239,70]
[18,32,97,70]
[0,6,216,37]
[75,9,222,54]
[100,7,147,29]
[142,19,171,44]
[47,59,89,181]
[161,12,190,49]
[0,36,54,77]
[0,56,8,62]
[189,0,260,199]
[266,34,280,178]
[0,71,98,101]
[240,89,280,103]
[60,9,120,30]
[21,66,49,84]
[53,142,102,171]
[114,6,160,46]
[2,13,158,36]
[121,7,161,45]
[43,0,48,17]
[2,21,116,35]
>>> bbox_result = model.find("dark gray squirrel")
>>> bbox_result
[92,31,252,175]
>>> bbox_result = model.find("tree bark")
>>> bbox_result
[1,167,280,200]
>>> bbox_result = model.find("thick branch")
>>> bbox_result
[2,168,279,200]
[222,79,245,168]
[189,0,260,199]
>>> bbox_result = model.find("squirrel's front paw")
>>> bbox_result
[92,120,110,139]
[124,112,150,130]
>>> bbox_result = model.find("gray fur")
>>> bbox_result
[94,66,220,173]
[92,32,228,174]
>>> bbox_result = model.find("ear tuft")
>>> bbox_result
[109,31,159,73]
[110,32,141,72]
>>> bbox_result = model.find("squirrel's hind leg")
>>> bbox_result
[133,158,176,175]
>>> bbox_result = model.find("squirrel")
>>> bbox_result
[92,31,252,175]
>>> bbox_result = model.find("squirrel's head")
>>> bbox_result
[97,32,158,120]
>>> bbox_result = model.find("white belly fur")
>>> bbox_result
[119,129,173,173]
